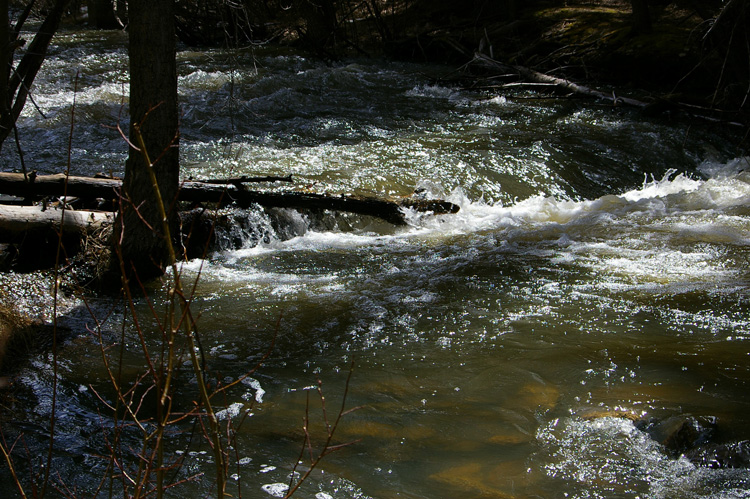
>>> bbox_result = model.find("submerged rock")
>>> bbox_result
[579,408,642,421]
[638,415,717,456]
[578,410,750,470]
[637,414,750,469]
[430,460,531,498]
[685,440,750,469]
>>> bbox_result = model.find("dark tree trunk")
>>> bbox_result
[631,0,652,34]
[87,0,122,29]
[507,0,519,20]
[301,0,338,56]
[0,0,70,151]
[0,2,10,130]
[116,0,179,280]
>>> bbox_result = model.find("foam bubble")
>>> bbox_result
[241,377,266,403]
[215,402,245,421]
[261,483,289,497]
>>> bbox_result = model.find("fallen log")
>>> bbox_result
[178,186,459,225]
[468,53,748,126]
[0,172,460,225]
[0,173,459,271]
[0,204,112,241]
[0,172,122,201]
[0,204,113,271]
[470,52,648,108]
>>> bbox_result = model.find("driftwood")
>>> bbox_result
[0,172,122,200]
[468,53,747,126]
[0,204,112,242]
[0,172,459,226]
[470,52,648,108]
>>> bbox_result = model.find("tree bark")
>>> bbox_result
[0,2,10,132]
[117,0,179,279]
[300,0,338,57]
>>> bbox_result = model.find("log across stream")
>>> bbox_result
[0,172,459,268]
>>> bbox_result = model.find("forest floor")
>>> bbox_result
[375,1,730,110]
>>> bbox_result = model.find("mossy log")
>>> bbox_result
[0,172,459,225]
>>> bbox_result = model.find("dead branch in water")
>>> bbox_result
[469,52,648,108]
[0,172,460,226]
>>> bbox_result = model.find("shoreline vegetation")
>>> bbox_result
[46,0,750,121]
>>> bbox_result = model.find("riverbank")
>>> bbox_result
[280,0,745,121]
[387,1,708,88]
[411,3,735,108]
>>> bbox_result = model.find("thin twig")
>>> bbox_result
[0,432,27,498]
[285,360,360,498]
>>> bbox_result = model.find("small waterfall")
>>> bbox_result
[180,205,280,257]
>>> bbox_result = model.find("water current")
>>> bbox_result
[2,27,750,498]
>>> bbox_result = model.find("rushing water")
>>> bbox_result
[2,26,750,498]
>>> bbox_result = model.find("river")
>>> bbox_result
[1,26,750,498]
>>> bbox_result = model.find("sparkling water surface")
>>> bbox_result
[1,27,749,498]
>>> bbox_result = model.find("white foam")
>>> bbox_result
[181,159,750,292]
[22,81,128,116]
[405,83,458,100]
[538,416,697,492]
[261,483,288,497]
[241,377,266,403]
[215,402,245,421]
[621,169,701,202]
[179,69,236,91]
[537,416,750,497]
